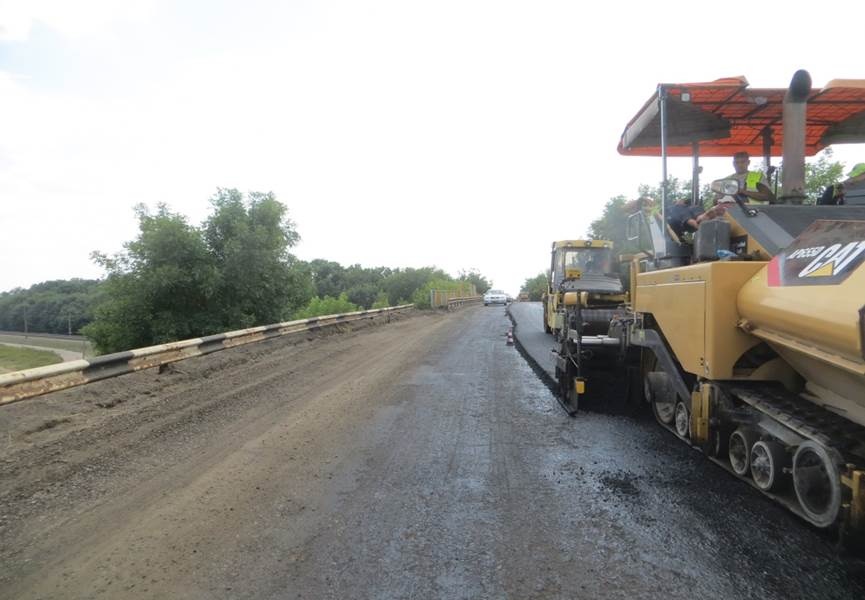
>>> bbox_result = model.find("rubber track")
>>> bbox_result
[726,382,865,461]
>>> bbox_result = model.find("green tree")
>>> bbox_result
[411,277,473,309]
[346,283,381,309]
[458,269,491,295]
[83,204,219,353]
[344,264,391,289]
[342,264,391,308]
[307,259,347,299]
[84,191,311,354]
[381,267,450,306]
[521,272,548,301]
[204,189,309,327]
[804,148,845,203]
[586,195,629,251]
[371,291,390,309]
[293,293,359,319]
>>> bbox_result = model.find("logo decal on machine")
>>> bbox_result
[767,220,865,286]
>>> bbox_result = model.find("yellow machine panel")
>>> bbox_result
[736,221,865,426]
[738,259,865,365]
[636,277,705,376]
[636,262,766,379]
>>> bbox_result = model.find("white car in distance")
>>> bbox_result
[483,289,508,306]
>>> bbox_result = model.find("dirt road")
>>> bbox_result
[1,307,863,599]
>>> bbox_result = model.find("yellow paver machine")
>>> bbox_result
[558,70,865,539]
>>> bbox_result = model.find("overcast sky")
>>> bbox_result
[2,0,864,295]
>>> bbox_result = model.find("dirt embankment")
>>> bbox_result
[0,308,458,599]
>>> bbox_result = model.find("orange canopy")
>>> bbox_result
[618,76,865,157]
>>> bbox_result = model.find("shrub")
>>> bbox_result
[293,293,359,319]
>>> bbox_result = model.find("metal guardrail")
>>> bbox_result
[0,304,414,407]
[446,296,483,309]
[430,287,478,308]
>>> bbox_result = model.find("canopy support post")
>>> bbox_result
[692,142,700,207]
[659,85,669,228]
[762,127,777,195]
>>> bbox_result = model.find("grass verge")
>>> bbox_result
[0,334,92,357]
[0,344,63,372]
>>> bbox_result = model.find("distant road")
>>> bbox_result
[0,333,91,359]
[0,341,83,362]
[0,330,85,341]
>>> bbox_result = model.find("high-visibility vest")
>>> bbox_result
[745,171,763,191]
[745,171,769,204]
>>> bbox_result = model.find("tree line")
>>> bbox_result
[0,189,491,354]
[0,279,101,335]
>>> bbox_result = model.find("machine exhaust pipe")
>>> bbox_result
[780,70,812,204]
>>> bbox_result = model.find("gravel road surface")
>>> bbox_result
[1,306,863,599]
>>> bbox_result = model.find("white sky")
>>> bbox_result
[2,0,864,296]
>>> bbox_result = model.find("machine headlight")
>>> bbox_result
[711,178,740,196]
